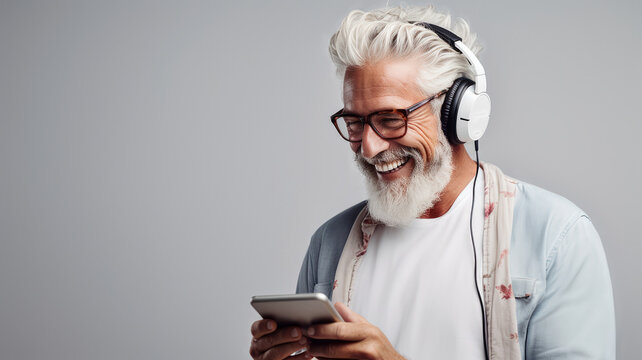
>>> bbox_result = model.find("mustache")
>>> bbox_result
[355,146,422,166]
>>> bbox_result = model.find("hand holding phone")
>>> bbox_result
[249,293,342,359]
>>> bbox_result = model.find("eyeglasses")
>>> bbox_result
[330,89,448,142]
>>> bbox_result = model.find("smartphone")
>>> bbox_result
[250,293,343,327]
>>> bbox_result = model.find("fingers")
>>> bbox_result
[250,338,310,360]
[305,322,369,341]
[251,319,277,338]
[334,302,367,323]
[249,324,311,360]
[260,340,311,360]
[253,326,306,354]
[309,340,369,359]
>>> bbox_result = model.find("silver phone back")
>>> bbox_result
[250,293,343,326]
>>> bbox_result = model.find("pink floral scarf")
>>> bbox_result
[332,162,521,359]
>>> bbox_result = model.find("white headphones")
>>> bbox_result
[414,22,491,144]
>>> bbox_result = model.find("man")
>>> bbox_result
[250,6,615,360]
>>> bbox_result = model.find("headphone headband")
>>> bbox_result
[411,22,486,94]
[412,22,462,49]
[410,21,491,145]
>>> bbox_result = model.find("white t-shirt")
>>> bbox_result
[350,171,485,359]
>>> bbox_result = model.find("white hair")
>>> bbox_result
[329,6,482,118]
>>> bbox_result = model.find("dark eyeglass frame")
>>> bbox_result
[330,89,449,143]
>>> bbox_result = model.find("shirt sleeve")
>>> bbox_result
[525,215,616,358]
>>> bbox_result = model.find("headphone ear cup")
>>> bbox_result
[441,77,475,144]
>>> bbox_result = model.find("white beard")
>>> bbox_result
[355,131,453,227]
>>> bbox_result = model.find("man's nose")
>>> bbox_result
[360,124,389,159]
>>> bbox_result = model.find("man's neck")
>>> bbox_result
[420,145,478,219]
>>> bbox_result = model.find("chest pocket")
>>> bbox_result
[512,277,538,340]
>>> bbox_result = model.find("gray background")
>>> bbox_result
[0,0,640,359]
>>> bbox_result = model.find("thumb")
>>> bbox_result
[334,302,367,323]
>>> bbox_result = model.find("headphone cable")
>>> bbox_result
[470,140,489,360]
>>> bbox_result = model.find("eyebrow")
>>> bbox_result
[341,107,396,115]
[342,103,412,115]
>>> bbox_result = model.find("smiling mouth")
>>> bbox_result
[374,157,410,174]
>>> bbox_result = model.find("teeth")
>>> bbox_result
[374,158,406,173]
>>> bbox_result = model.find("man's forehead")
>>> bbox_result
[342,59,423,109]
[343,59,419,95]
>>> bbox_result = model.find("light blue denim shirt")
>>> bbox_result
[296,181,616,359]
